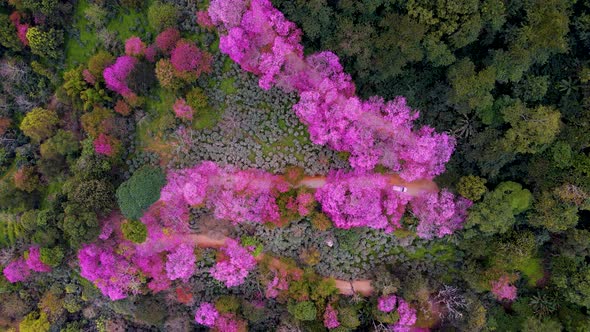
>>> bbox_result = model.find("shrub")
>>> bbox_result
[26,27,63,59]
[457,175,487,201]
[39,247,64,267]
[288,301,317,321]
[125,36,146,57]
[155,59,184,90]
[121,219,147,243]
[19,311,50,332]
[40,130,79,160]
[116,166,166,220]
[13,166,40,193]
[88,51,114,79]
[114,99,132,116]
[148,2,178,32]
[20,107,59,142]
[155,28,180,54]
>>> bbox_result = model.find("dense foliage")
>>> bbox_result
[0,0,589,331]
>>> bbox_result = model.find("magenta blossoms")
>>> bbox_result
[491,275,518,301]
[378,294,397,313]
[315,171,410,232]
[165,243,196,281]
[125,36,146,57]
[208,0,456,180]
[410,190,473,240]
[391,299,417,332]
[323,304,340,329]
[103,55,137,96]
[210,238,257,287]
[25,246,51,272]
[3,258,31,283]
[194,302,219,327]
[173,98,194,120]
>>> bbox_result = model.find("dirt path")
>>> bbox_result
[185,233,375,296]
[299,174,438,197]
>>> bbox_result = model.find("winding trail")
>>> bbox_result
[186,233,374,296]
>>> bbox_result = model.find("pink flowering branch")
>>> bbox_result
[491,275,518,301]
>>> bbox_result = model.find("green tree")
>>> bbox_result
[60,207,100,248]
[148,2,178,32]
[25,27,64,60]
[20,107,59,142]
[87,51,114,79]
[40,246,64,267]
[465,181,533,236]
[0,13,23,52]
[457,175,487,201]
[19,311,50,332]
[116,166,166,220]
[121,219,147,243]
[288,301,317,321]
[66,179,115,214]
[500,102,561,154]
[40,130,79,160]
[447,58,496,113]
[528,190,579,233]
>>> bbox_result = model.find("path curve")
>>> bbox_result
[185,233,374,296]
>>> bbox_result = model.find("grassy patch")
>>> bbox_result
[518,257,544,286]
[107,3,155,42]
[64,0,99,70]
[220,77,238,95]
[192,107,221,130]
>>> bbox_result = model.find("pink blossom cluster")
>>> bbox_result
[409,190,473,239]
[77,214,196,300]
[82,69,96,85]
[194,302,243,331]
[78,242,142,300]
[125,36,146,57]
[196,10,215,29]
[9,12,29,46]
[156,28,181,54]
[173,98,194,120]
[315,171,410,232]
[390,299,418,332]
[208,0,455,181]
[378,294,397,313]
[323,304,340,329]
[210,239,257,287]
[159,161,289,225]
[94,133,114,156]
[103,55,137,97]
[491,275,517,301]
[194,302,219,327]
[265,268,290,298]
[170,40,212,76]
[3,246,51,283]
[165,243,196,282]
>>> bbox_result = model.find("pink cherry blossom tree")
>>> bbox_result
[491,275,518,301]
[125,36,146,57]
[103,55,137,97]
[210,238,257,287]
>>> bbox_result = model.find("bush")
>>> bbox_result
[40,247,64,267]
[19,311,50,332]
[116,166,166,220]
[148,2,178,32]
[288,301,317,321]
[121,219,147,243]
[19,107,59,142]
[25,27,64,60]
